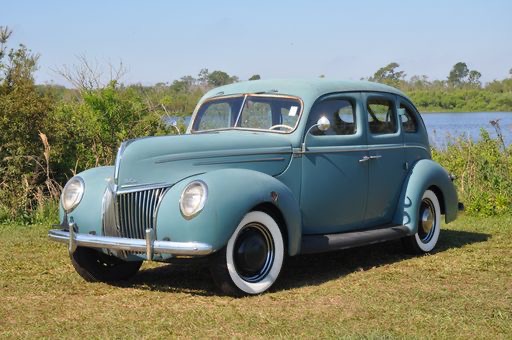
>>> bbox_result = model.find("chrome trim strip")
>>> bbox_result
[155,147,291,164]
[116,182,170,194]
[48,229,213,256]
[153,187,170,233]
[233,94,248,128]
[193,157,286,166]
[297,144,429,155]
[114,142,127,185]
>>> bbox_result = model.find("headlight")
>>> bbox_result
[61,177,85,212]
[179,180,207,218]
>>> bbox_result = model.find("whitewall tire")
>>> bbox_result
[209,211,285,296]
[403,189,441,254]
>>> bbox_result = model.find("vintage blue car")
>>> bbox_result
[49,79,459,295]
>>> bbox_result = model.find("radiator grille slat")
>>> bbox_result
[101,186,168,257]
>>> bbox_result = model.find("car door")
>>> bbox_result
[300,93,369,234]
[363,93,407,226]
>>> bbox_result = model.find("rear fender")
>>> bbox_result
[393,159,458,234]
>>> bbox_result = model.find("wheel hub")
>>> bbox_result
[233,223,274,282]
[419,199,435,243]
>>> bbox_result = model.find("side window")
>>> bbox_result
[198,102,232,130]
[367,98,397,134]
[400,103,418,133]
[309,99,356,136]
[239,99,272,129]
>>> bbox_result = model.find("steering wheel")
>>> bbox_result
[269,124,293,131]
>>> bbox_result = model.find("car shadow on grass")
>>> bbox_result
[118,229,489,296]
[274,229,490,291]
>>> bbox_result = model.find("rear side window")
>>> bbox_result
[367,98,397,134]
[400,103,418,133]
[309,99,356,136]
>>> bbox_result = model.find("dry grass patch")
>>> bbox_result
[0,215,510,338]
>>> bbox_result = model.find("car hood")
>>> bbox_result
[116,130,293,188]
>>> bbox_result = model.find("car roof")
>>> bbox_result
[202,79,409,103]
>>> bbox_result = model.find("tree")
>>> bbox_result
[447,62,469,87]
[468,70,482,87]
[0,26,13,81]
[369,62,405,87]
[207,70,231,87]
[447,62,483,88]
[249,74,261,81]
[0,26,54,220]
[170,75,196,92]
[55,55,126,92]
[198,68,209,86]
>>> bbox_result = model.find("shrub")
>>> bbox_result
[432,124,512,216]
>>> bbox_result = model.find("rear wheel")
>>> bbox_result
[209,211,285,296]
[403,189,441,254]
[70,247,143,282]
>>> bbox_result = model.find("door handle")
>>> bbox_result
[359,155,382,163]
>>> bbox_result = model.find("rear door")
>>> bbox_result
[363,93,407,226]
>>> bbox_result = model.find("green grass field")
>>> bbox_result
[1,214,510,338]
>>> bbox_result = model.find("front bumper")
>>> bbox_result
[48,227,213,259]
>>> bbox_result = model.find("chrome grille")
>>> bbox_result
[116,187,168,239]
[102,185,168,242]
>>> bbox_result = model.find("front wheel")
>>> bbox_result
[209,211,285,296]
[70,247,143,282]
[403,189,441,254]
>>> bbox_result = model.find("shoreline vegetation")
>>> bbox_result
[1,26,512,223]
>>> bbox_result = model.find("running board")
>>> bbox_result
[300,225,410,255]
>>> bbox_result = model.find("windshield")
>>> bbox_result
[190,94,302,133]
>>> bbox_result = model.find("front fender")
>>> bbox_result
[393,159,458,234]
[61,166,114,235]
[156,168,302,256]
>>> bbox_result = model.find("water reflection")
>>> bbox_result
[421,112,512,148]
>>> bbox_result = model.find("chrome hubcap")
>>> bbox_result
[233,223,274,283]
[418,199,436,243]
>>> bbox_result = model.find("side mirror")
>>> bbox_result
[302,116,331,152]
[317,116,331,131]
[170,119,181,135]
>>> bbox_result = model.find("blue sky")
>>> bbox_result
[2,0,511,86]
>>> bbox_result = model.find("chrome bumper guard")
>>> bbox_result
[48,227,213,259]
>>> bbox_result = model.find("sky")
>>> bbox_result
[2,0,511,86]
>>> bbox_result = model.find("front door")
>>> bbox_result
[363,93,406,226]
[300,93,368,234]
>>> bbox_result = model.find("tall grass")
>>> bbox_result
[432,121,512,216]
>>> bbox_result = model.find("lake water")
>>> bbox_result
[421,112,512,148]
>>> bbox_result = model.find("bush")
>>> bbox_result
[432,125,512,216]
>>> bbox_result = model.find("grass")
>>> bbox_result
[0,214,511,338]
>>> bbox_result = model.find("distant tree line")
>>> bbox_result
[0,25,511,222]
[367,62,512,112]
